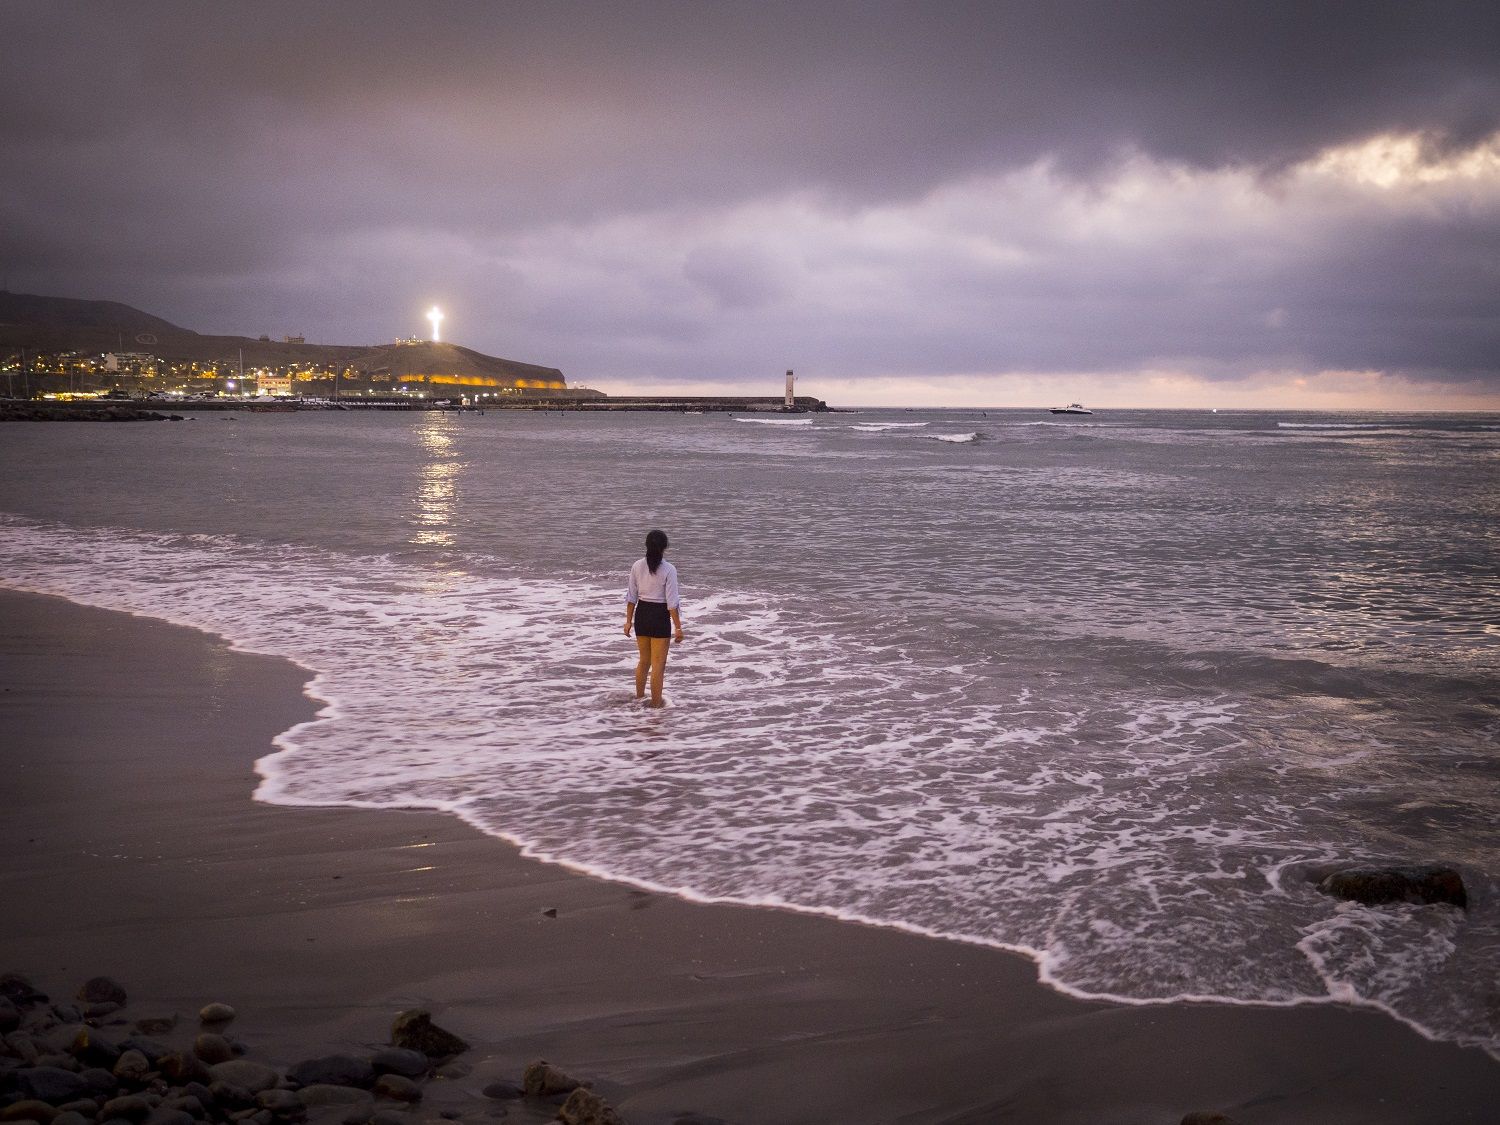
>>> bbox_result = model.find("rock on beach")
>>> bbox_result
[1314,864,1468,909]
[368,1049,426,1080]
[208,1060,280,1095]
[387,1012,467,1060]
[557,1088,620,1125]
[286,1056,374,1090]
[520,1061,581,1098]
[76,979,128,1008]
[15,1067,88,1104]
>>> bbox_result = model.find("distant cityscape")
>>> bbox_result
[0,333,581,403]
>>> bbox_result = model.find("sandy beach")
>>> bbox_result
[3,587,1498,1124]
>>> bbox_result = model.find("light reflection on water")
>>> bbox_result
[410,414,464,549]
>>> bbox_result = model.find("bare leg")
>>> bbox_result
[648,636,671,707]
[634,635,651,699]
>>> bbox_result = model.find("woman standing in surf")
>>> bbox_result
[624,529,684,707]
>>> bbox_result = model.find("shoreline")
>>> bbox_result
[3,587,1499,1123]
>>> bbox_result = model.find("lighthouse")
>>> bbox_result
[784,369,795,410]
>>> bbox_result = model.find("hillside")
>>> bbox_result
[0,291,566,386]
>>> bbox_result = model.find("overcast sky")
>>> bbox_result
[4,1,1498,406]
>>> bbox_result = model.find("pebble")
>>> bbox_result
[134,1017,178,1036]
[17,1067,88,1103]
[209,1061,281,1095]
[0,997,20,1032]
[122,1038,170,1066]
[6,1033,41,1065]
[287,1056,374,1090]
[53,1105,99,1119]
[100,1096,152,1123]
[295,1087,372,1109]
[369,1112,409,1125]
[161,1097,206,1120]
[255,1090,304,1114]
[160,1052,212,1085]
[192,1035,236,1066]
[51,1007,84,1025]
[0,1101,59,1124]
[209,1083,255,1109]
[479,1083,521,1101]
[52,1114,90,1125]
[146,1111,195,1125]
[84,1003,122,1020]
[371,1076,419,1104]
[77,1067,119,1097]
[74,1027,124,1068]
[369,1050,427,1080]
[76,980,128,1008]
[197,1005,235,1026]
[0,975,48,1008]
[114,1050,151,1084]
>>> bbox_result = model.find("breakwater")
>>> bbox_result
[490,394,830,412]
[3,394,832,416]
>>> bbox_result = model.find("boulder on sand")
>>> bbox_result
[1314,865,1467,910]
[388,1012,467,1060]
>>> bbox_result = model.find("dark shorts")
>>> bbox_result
[634,600,672,638]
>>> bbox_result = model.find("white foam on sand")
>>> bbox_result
[3,513,1495,1059]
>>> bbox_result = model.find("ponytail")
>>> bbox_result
[645,529,669,574]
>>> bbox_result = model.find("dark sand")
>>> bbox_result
[2,588,1497,1124]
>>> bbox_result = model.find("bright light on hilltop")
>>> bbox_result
[426,305,444,342]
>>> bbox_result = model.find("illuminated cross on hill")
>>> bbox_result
[426,305,444,343]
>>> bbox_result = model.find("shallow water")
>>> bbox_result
[2,406,1497,1055]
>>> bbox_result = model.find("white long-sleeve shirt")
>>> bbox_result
[626,558,680,608]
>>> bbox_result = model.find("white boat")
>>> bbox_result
[1049,402,1093,415]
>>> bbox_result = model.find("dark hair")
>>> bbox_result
[645,529,669,574]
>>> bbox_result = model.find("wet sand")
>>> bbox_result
[2,587,1497,1124]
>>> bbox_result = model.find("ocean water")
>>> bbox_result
[2,406,1497,1056]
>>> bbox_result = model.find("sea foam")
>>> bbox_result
[2,513,1496,1059]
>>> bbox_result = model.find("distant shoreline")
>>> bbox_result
[1,394,833,417]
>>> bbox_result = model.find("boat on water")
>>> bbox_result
[1049,402,1093,415]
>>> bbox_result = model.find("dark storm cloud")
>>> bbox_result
[2,1,1498,398]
